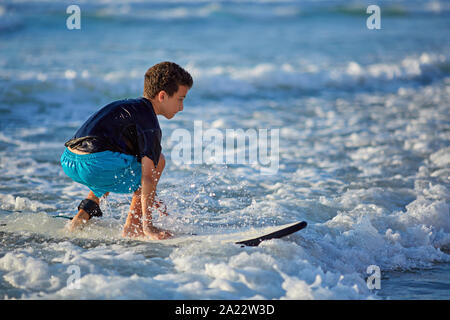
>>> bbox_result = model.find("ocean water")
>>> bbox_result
[0,0,449,300]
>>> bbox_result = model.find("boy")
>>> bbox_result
[60,62,193,240]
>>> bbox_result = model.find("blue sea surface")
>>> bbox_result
[0,0,449,300]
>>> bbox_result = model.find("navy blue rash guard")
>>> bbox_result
[64,97,161,167]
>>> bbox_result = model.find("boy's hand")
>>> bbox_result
[143,224,172,240]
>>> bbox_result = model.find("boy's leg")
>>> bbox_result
[122,153,166,238]
[68,191,109,231]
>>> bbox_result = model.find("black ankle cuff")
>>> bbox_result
[78,199,103,218]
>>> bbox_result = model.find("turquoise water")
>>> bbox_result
[0,0,449,300]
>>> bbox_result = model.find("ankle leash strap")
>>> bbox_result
[78,199,103,218]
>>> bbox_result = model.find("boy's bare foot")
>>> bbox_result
[122,223,145,238]
[143,225,172,240]
[67,210,90,232]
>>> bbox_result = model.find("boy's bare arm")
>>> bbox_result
[140,156,172,239]
[141,156,157,225]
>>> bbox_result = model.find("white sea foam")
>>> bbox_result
[0,195,55,212]
[0,251,61,292]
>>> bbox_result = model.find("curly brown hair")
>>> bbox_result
[143,62,193,99]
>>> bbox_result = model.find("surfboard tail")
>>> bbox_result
[235,221,307,247]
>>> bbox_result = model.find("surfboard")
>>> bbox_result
[234,221,307,247]
[51,217,307,246]
[147,220,307,247]
[1,214,307,247]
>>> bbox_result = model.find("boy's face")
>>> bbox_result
[159,85,189,119]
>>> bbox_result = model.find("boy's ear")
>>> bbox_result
[158,90,167,102]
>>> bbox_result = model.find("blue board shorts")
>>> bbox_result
[60,148,142,198]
